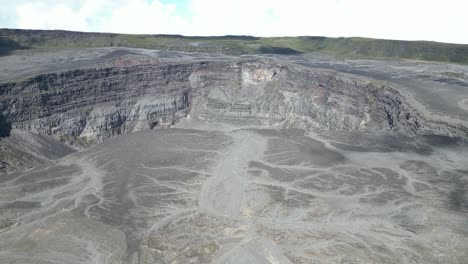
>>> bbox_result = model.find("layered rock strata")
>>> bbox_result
[0,57,466,147]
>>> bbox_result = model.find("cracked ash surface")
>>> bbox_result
[1,125,467,263]
[0,47,468,264]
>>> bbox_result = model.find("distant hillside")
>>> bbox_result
[1,28,468,63]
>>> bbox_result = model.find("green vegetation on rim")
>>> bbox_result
[1,29,468,64]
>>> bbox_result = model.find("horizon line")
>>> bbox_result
[2,28,467,46]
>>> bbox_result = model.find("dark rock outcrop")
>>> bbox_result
[0,62,202,145]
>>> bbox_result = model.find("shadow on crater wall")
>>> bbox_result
[0,36,29,56]
[0,114,11,138]
[258,46,302,55]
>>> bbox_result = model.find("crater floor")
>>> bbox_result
[0,117,467,264]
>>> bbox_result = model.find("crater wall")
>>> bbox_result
[0,58,466,146]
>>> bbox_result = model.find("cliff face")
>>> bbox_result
[192,60,468,137]
[0,57,466,147]
[0,62,202,145]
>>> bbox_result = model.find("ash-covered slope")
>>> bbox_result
[0,49,467,150]
[0,128,467,264]
[0,129,75,173]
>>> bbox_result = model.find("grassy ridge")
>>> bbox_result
[1,29,468,63]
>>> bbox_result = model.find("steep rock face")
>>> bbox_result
[0,63,200,145]
[0,57,466,147]
[190,60,467,137]
[191,60,371,129]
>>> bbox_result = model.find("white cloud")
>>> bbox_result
[1,0,467,44]
[12,0,188,34]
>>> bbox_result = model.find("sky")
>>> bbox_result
[0,0,467,44]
